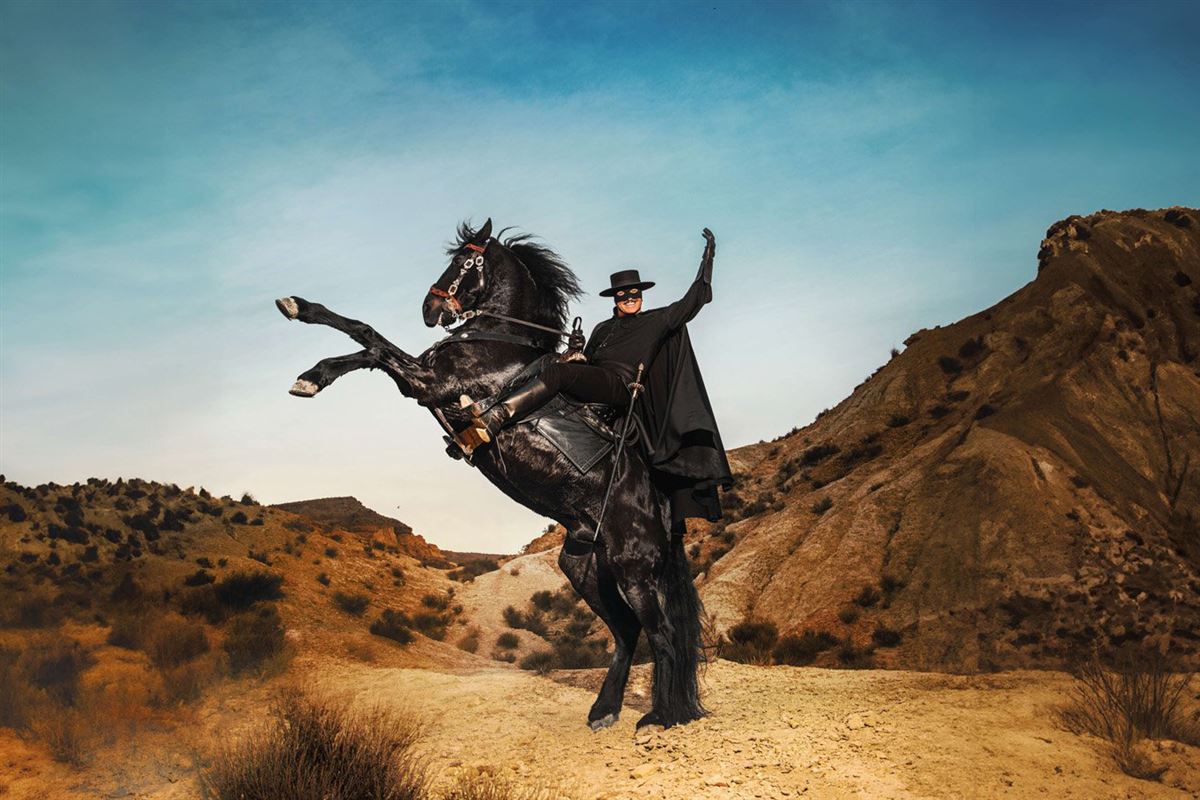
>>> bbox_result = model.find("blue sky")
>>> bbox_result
[2,0,1197,552]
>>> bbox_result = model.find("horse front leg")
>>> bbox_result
[276,296,435,399]
[289,350,374,397]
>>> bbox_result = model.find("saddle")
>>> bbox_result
[517,394,619,474]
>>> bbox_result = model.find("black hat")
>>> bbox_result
[599,269,655,297]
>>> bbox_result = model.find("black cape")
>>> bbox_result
[634,325,732,532]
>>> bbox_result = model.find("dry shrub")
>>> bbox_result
[518,651,554,675]
[333,591,370,616]
[370,610,414,645]
[1056,652,1195,782]
[224,606,286,674]
[772,630,839,666]
[2,634,97,763]
[0,586,62,628]
[411,612,449,641]
[215,571,284,610]
[1059,649,1194,741]
[835,639,875,669]
[30,707,90,765]
[155,653,223,706]
[202,688,429,800]
[1057,648,1197,780]
[457,629,481,654]
[495,632,519,650]
[19,633,94,707]
[720,618,778,665]
[1111,736,1168,782]
[147,613,210,669]
[107,613,149,649]
[346,639,379,663]
[442,771,563,800]
[0,646,32,728]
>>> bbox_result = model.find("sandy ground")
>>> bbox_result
[2,548,1196,799]
[6,652,1195,800]
[309,659,1197,800]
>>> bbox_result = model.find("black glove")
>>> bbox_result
[567,331,585,351]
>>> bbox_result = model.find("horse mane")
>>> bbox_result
[448,221,582,336]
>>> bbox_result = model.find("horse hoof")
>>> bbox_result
[588,713,618,731]
[276,297,300,320]
[635,711,669,730]
[289,379,319,397]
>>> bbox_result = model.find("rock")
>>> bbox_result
[630,763,659,779]
[705,774,730,787]
[845,713,865,730]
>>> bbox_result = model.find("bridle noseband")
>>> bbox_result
[428,240,576,338]
[429,241,488,326]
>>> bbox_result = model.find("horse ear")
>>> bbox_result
[477,218,492,243]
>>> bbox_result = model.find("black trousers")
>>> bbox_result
[540,361,630,408]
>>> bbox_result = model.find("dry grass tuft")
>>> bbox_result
[202,688,430,800]
[441,771,565,800]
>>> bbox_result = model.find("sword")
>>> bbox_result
[588,362,645,548]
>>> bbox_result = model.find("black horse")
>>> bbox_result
[277,219,706,730]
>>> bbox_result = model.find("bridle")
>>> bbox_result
[428,239,574,338]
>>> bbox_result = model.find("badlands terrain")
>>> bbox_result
[2,208,1199,798]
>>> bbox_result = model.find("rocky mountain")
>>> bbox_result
[270,495,449,563]
[688,207,1200,671]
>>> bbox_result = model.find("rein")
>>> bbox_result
[430,239,572,338]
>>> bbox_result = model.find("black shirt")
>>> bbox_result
[583,253,713,382]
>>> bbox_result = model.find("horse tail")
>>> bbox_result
[662,527,708,723]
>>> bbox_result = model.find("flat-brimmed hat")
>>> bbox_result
[599,269,656,297]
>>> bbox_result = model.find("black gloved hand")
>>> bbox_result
[567,331,585,351]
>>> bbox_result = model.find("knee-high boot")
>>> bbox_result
[454,375,556,452]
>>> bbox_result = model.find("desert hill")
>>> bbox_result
[270,495,457,564]
[688,207,1200,671]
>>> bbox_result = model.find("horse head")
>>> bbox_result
[421,219,583,351]
[423,218,494,328]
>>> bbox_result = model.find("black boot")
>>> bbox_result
[455,375,555,452]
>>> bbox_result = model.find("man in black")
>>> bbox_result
[456,227,730,527]
[458,228,715,442]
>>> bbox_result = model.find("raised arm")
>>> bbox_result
[662,228,716,332]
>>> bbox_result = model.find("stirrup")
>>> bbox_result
[454,394,493,454]
[453,424,491,454]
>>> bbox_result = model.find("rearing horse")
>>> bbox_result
[277,219,707,729]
